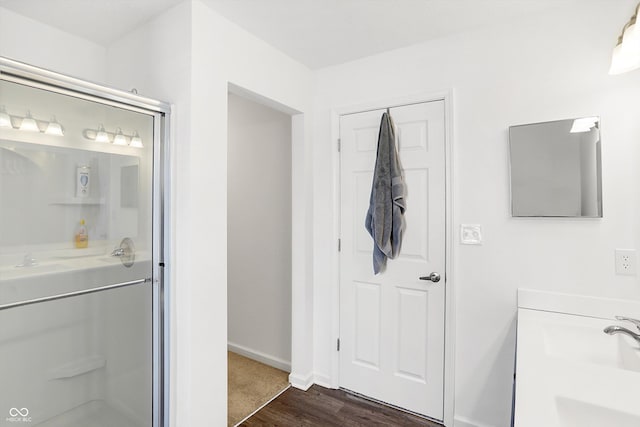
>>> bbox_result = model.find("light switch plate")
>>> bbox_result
[461,224,482,245]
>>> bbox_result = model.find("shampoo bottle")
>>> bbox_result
[75,219,88,248]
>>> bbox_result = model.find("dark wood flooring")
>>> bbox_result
[240,385,443,426]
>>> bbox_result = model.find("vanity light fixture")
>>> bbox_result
[19,111,40,132]
[84,126,143,148]
[95,124,110,143]
[45,116,64,136]
[113,128,127,146]
[1,109,66,134]
[0,106,11,128]
[610,2,640,75]
[129,131,143,148]
[570,117,598,133]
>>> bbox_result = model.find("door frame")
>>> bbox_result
[330,89,456,426]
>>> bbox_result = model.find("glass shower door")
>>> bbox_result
[0,74,161,427]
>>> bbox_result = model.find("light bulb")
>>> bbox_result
[95,125,109,143]
[45,117,64,136]
[19,112,39,132]
[129,131,143,148]
[113,128,127,146]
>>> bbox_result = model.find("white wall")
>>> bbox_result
[108,2,313,425]
[0,6,106,83]
[311,2,640,427]
[106,3,192,427]
[227,92,292,370]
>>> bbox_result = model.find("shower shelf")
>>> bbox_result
[47,355,106,380]
[48,197,105,206]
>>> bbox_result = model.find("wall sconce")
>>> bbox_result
[19,111,40,132]
[113,128,127,146]
[610,2,640,74]
[45,117,64,136]
[95,124,110,143]
[130,131,144,148]
[84,125,144,148]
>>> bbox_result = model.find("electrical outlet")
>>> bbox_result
[615,249,637,276]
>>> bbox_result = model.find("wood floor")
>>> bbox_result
[240,385,443,426]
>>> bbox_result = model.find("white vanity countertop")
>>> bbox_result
[514,288,640,427]
[518,288,640,319]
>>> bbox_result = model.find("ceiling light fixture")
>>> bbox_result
[0,106,11,128]
[19,111,40,132]
[95,124,110,143]
[129,131,143,148]
[113,128,127,146]
[610,2,640,75]
[45,116,64,136]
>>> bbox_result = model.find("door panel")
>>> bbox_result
[396,287,428,382]
[339,101,446,420]
[354,281,381,369]
[399,168,429,261]
[0,78,156,427]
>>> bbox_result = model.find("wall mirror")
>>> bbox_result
[509,117,602,217]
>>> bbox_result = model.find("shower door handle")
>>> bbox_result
[0,278,151,311]
[419,272,441,283]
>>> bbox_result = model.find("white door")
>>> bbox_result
[339,101,446,420]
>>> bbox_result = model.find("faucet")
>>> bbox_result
[111,247,126,257]
[15,252,38,268]
[604,316,640,344]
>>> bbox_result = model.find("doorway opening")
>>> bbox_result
[226,90,293,426]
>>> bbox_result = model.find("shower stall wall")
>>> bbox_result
[0,58,169,427]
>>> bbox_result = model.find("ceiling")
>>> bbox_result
[0,0,185,46]
[0,0,614,69]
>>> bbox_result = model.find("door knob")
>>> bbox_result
[419,272,441,283]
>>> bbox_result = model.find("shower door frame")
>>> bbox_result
[0,56,171,427]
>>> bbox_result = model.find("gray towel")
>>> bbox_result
[365,112,406,274]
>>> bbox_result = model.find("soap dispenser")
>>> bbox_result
[75,219,88,248]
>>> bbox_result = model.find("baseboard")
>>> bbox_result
[227,342,291,372]
[313,373,332,389]
[454,415,498,427]
[288,372,314,391]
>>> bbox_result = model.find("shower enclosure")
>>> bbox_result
[0,58,169,427]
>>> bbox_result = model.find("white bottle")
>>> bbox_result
[76,165,91,198]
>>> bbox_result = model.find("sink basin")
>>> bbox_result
[556,396,640,427]
[515,292,640,427]
[0,263,66,280]
[543,321,640,373]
